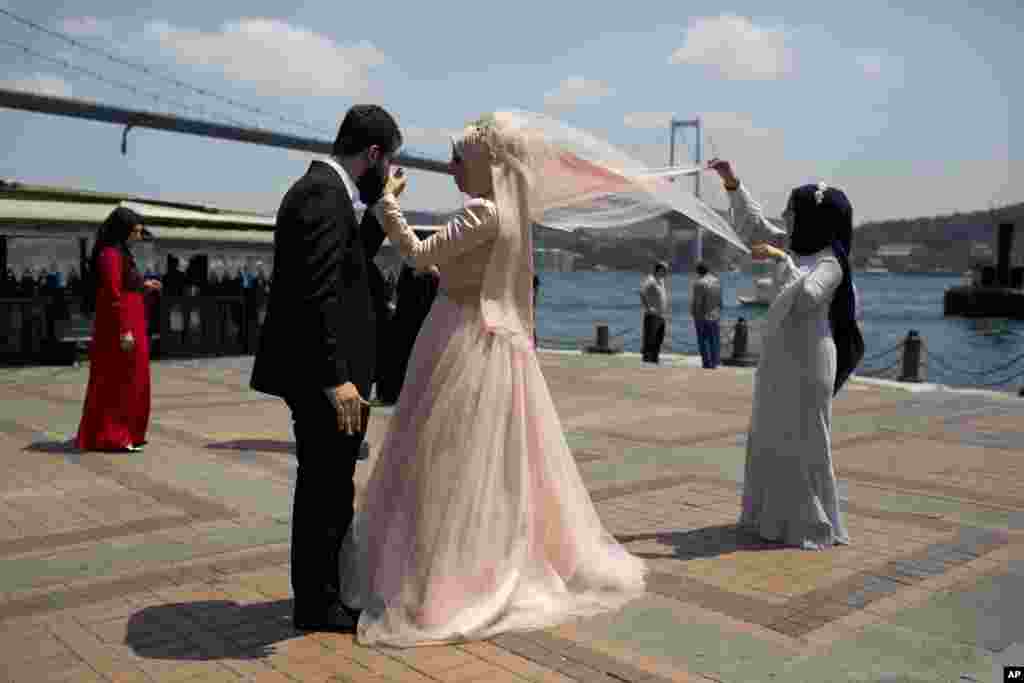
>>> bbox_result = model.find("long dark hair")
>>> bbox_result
[788,184,864,396]
[85,207,144,311]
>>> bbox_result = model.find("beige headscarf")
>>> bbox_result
[452,113,538,350]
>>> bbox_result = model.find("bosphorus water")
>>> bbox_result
[534,270,1024,394]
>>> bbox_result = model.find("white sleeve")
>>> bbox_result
[727,183,789,247]
[373,195,499,269]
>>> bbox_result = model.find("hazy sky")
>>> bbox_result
[0,1,1018,225]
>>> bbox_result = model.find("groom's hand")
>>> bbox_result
[333,382,370,435]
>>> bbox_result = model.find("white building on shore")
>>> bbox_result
[533,247,580,272]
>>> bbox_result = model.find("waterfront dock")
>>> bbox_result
[1,351,1021,682]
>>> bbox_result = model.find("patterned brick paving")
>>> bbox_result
[0,353,1021,682]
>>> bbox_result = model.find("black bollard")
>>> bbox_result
[585,323,620,354]
[733,318,748,357]
[722,317,758,367]
[899,330,924,382]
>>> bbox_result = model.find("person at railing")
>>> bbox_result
[207,266,226,295]
[375,262,439,405]
[184,255,207,295]
[709,158,864,550]
[44,261,63,291]
[691,261,723,369]
[638,261,669,363]
[66,267,82,297]
[253,261,269,293]
[1,267,17,296]
[163,255,186,297]
[74,206,162,452]
[367,259,396,399]
[19,267,36,297]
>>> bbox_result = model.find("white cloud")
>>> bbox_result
[623,112,673,130]
[1,73,72,98]
[144,18,387,98]
[59,16,114,38]
[670,14,794,80]
[543,76,615,109]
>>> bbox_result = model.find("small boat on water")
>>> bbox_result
[864,257,889,274]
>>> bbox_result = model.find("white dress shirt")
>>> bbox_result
[320,156,360,409]
[321,155,360,207]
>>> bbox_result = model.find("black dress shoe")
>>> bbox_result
[294,603,358,633]
[341,604,362,623]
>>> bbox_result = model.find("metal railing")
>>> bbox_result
[0,292,268,364]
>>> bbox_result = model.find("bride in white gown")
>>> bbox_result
[338,112,649,647]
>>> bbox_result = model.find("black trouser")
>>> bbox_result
[284,391,368,621]
[642,313,666,363]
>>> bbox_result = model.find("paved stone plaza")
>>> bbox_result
[0,351,1021,682]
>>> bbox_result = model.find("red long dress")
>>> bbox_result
[75,247,151,451]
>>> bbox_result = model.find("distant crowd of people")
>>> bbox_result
[0,255,274,300]
[1,264,84,298]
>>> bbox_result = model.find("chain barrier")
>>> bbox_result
[976,365,1024,388]
[921,342,1024,378]
[537,324,1023,393]
[857,358,903,379]
[538,320,744,355]
[861,341,905,364]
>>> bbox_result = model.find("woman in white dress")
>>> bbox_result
[709,159,864,550]
[339,113,647,647]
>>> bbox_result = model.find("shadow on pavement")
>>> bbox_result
[125,599,298,660]
[22,439,80,454]
[617,524,788,560]
[206,439,294,454]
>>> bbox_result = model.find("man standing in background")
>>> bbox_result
[639,261,669,364]
[690,261,722,369]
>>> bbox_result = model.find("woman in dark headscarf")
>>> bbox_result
[709,159,863,550]
[75,207,162,452]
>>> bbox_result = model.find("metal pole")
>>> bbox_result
[668,117,703,267]
[694,116,702,264]
[668,121,676,168]
[0,88,451,175]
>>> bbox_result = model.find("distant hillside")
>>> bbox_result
[850,201,1024,271]
[854,202,1024,247]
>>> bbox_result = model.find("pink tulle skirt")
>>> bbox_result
[341,292,646,647]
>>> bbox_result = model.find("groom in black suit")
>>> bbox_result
[251,104,403,631]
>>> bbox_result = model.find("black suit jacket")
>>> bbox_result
[250,161,385,400]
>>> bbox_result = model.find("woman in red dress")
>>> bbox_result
[75,207,161,452]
